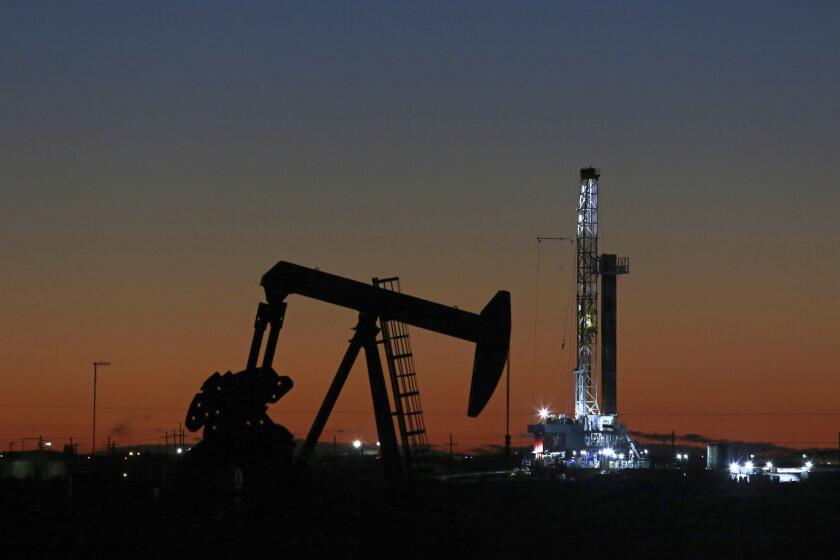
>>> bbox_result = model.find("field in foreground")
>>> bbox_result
[1,459,838,559]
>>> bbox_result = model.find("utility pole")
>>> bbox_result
[448,433,457,476]
[504,352,511,460]
[671,430,676,462]
[91,361,111,455]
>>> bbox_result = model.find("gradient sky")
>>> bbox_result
[2,1,839,452]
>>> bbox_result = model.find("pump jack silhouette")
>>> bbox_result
[184,261,511,480]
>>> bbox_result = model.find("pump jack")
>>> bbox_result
[185,261,511,480]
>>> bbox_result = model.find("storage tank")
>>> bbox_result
[706,442,731,471]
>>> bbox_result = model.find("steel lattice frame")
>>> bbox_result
[575,168,601,419]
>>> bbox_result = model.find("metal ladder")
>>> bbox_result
[373,276,430,469]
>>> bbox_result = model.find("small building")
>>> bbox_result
[0,451,69,479]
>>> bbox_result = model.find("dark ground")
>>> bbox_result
[1,456,838,559]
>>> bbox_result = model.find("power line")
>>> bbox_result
[1,403,840,417]
[0,403,183,411]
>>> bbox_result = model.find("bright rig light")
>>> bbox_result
[744,461,754,470]
[729,463,740,474]
[538,407,550,420]
[352,439,362,449]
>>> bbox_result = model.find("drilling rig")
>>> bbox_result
[528,168,647,470]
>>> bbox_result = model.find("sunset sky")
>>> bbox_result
[2,2,838,452]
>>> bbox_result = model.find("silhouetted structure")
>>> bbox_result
[373,276,430,471]
[599,253,629,415]
[185,367,295,464]
[184,260,511,481]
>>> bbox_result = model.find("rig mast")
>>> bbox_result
[526,166,644,470]
[575,167,601,419]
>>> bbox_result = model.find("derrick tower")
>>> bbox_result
[526,166,644,470]
[574,167,601,419]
